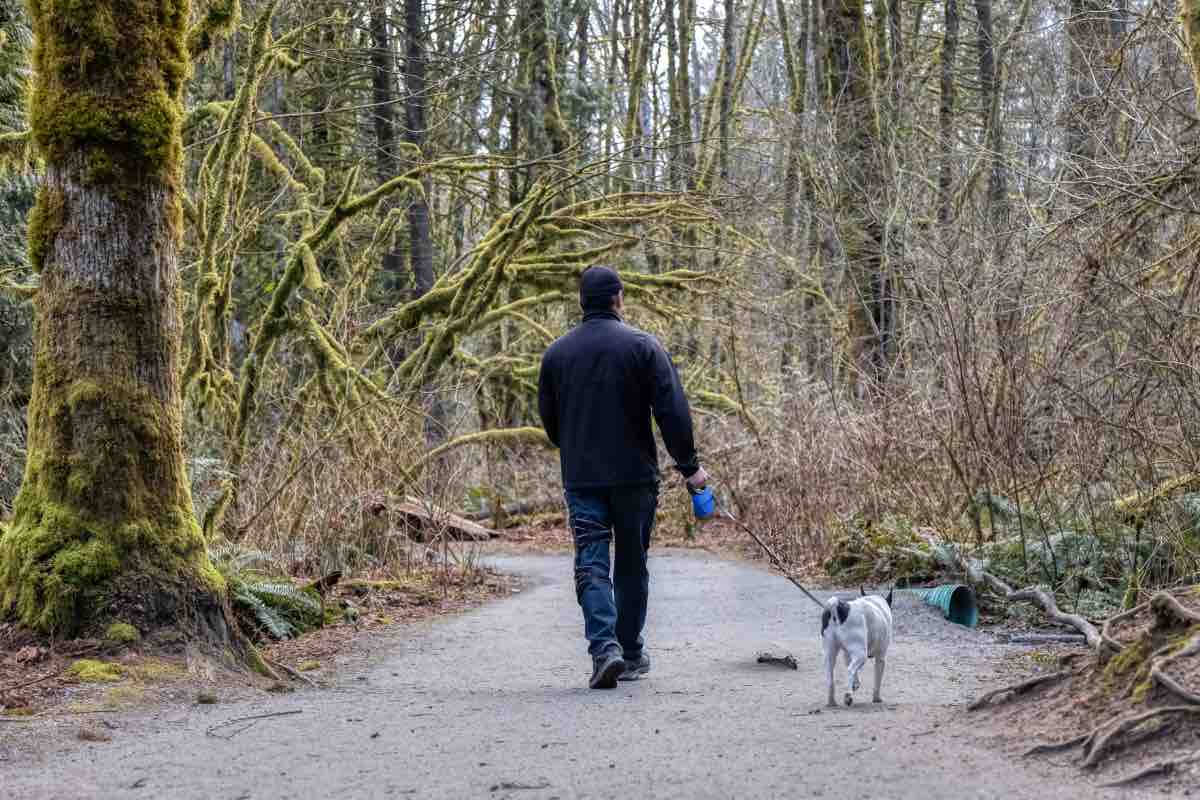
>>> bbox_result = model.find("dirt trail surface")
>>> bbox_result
[1,551,1180,799]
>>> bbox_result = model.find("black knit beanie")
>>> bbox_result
[579,265,623,311]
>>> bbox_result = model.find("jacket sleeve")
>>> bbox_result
[645,337,699,477]
[537,351,560,448]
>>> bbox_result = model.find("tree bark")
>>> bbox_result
[827,0,889,396]
[1065,0,1115,184]
[1,0,229,639]
[975,0,1006,223]
[404,0,434,297]
[777,0,809,373]
[371,0,405,294]
[937,0,958,227]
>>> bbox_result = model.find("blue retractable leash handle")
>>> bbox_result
[687,483,716,519]
[687,478,826,611]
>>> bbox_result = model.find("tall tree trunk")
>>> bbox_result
[778,0,809,373]
[1065,0,1114,185]
[404,0,434,297]
[937,0,959,227]
[371,0,405,295]
[1,0,228,638]
[975,0,1006,222]
[827,0,889,396]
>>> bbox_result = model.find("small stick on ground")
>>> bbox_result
[205,709,304,739]
[968,672,1069,712]
[756,652,798,670]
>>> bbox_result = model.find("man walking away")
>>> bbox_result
[537,266,709,689]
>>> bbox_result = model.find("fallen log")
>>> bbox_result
[464,496,562,524]
[370,497,498,541]
[398,498,496,541]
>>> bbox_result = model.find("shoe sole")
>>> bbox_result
[618,666,649,682]
[590,658,625,690]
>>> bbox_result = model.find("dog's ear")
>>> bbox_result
[836,599,851,624]
[885,587,894,607]
[821,608,831,634]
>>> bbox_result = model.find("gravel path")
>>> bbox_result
[1,551,1176,799]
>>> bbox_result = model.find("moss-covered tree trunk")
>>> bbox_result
[827,0,890,398]
[0,0,228,640]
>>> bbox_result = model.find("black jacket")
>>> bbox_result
[537,311,699,489]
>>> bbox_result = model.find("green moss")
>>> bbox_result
[188,0,241,58]
[66,659,124,683]
[127,658,184,681]
[26,186,64,272]
[1103,638,1148,681]
[105,621,140,644]
[100,685,145,708]
[27,0,190,186]
[296,659,320,672]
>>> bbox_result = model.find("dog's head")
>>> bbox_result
[821,597,851,635]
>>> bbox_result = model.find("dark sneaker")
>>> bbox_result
[589,649,626,690]
[618,654,650,681]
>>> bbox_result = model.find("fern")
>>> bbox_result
[244,581,322,618]
[209,541,276,573]
[232,585,296,639]
[209,543,322,641]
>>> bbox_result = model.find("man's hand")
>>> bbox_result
[686,466,709,490]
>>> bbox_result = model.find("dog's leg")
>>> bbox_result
[845,652,866,706]
[823,645,837,708]
[872,655,885,703]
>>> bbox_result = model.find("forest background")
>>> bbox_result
[2,0,1200,630]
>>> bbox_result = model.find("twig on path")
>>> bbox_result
[755,652,798,670]
[205,709,303,739]
[490,780,550,792]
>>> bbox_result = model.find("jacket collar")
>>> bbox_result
[582,310,622,323]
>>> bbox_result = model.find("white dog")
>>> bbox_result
[820,588,893,707]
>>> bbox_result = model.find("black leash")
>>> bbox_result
[712,499,827,612]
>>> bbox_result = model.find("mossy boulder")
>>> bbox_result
[104,621,140,645]
[823,515,937,583]
[66,659,123,683]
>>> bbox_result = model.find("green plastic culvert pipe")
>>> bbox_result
[904,584,979,628]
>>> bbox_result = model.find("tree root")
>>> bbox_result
[941,548,1103,649]
[267,658,318,688]
[1149,627,1200,706]
[968,671,1070,712]
[1098,600,1150,659]
[1100,753,1200,788]
[1022,733,1090,757]
[1081,707,1200,768]
[1151,591,1200,627]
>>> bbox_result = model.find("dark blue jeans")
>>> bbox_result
[565,484,659,659]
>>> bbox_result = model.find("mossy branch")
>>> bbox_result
[189,0,242,60]
[410,427,553,475]
[1114,472,1200,523]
